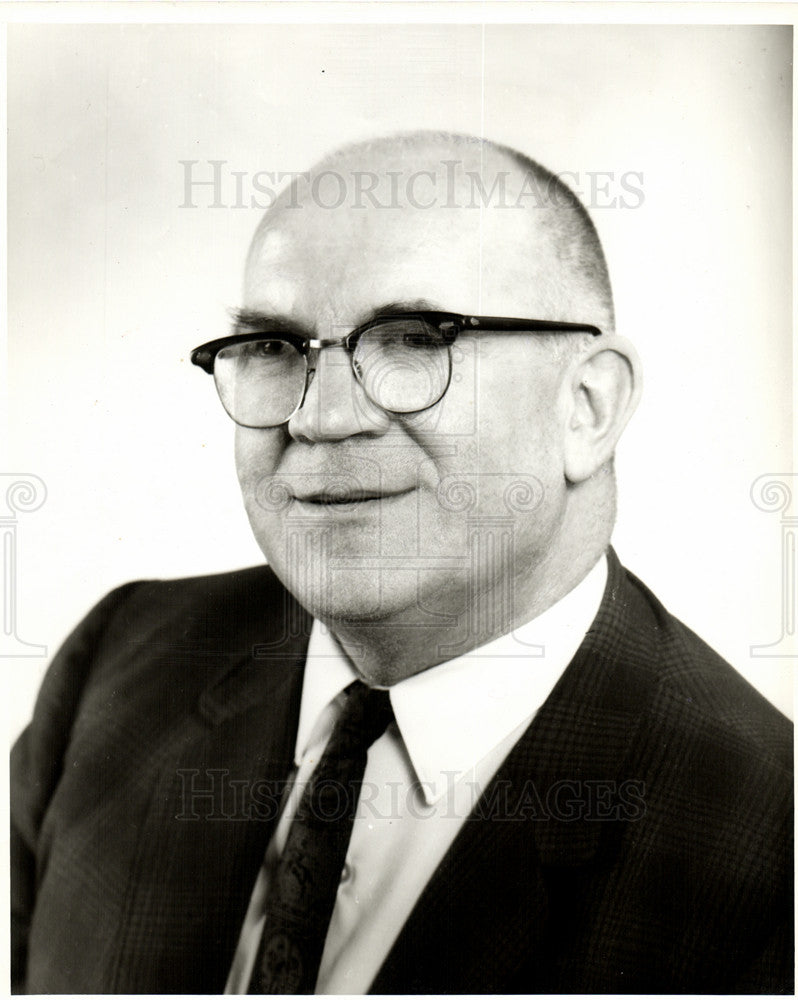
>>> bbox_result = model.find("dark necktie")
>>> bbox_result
[249,680,394,994]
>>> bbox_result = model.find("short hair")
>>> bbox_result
[258,129,616,355]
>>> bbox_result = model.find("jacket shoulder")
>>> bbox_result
[92,563,299,650]
[14,563,300,775]
[120,562,287,615]
[622,564,792,772]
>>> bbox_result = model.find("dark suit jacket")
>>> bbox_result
[11,549,793,993]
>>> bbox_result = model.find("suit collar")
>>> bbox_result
[371,547,659,992]
[296,557,608,804]
[526,545,657,864]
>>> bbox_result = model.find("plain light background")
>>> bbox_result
[5,20,794,741]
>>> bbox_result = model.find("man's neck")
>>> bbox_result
[325,539,609,687]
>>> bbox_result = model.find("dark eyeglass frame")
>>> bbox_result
[190,311,602,426]
[190,311,602,373]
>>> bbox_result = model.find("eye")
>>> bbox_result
[241,339,291,359]
[361,320,444,350]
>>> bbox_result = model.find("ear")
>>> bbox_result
[562,336,642,484]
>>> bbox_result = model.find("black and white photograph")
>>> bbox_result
[4,6,794,994]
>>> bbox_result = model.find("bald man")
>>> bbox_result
[11,133,792,994]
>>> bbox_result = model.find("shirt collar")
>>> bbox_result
[294,555,608,804]
[294,624,361,767]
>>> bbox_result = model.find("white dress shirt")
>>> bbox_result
[225,555,607,994]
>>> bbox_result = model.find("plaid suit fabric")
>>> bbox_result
[11,567,309,994]
[371,557,793,993]
[11,550,793,993]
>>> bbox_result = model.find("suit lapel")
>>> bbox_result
[197,580,312,726]
[372,549,658,993]
[111,585,312,993]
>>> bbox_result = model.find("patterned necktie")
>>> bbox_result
[250,680,394,994]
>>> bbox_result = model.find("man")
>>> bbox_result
[11,132,792,993]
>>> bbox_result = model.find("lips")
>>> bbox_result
[295,488,413,505]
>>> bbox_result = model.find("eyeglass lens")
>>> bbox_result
[213,318,451,427]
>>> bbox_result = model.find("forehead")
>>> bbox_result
[243,183,558,329]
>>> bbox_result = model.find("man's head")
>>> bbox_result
[224,131,640,679]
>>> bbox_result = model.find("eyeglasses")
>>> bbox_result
[190,310,602,429]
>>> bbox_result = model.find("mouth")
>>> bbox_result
[294,488,414,506]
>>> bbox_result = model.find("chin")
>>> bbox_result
[283,568,408,626]
[253,513,434,618]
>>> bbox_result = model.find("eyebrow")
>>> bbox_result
[229,298,444,337]
[229,309,306,337]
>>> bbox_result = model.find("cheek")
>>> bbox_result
[427,338,562,437]
[415,349,563,479]
[234,428,286,516]
[406,354,566,545]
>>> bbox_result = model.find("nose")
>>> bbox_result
[287,345,392,443]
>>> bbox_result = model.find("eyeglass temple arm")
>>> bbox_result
[449,316,602,336]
